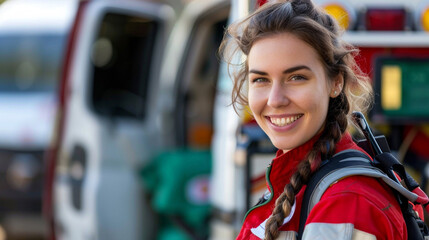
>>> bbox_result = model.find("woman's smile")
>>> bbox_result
[267,114,303,127]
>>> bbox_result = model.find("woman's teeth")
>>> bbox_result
[270,115,302,127]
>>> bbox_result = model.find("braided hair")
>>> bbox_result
[220,0,373,239]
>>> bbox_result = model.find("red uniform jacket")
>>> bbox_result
[236,133,408,240]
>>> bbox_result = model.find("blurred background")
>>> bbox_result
[0,0,429,239]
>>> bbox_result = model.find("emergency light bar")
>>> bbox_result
[417,6,429,31]
[322,2,355,30]
[365,8,407,31]
[256,1,429,32]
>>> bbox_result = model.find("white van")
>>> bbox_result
[46,0,236,239]
[46,0,174,239]
[0,0,77,238]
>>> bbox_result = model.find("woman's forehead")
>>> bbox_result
[248,33,323,71]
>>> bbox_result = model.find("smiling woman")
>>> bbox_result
[248,33,336,152]
[219,0,410,240]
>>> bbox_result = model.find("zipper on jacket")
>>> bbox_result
[243,164,274,221]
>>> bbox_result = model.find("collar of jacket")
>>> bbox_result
[269,133,357,201]
[242,133,358,221]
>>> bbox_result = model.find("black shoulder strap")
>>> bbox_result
[297,150,372,238]
[296,149,419,239]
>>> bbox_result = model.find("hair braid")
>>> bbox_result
[264,95,350,240]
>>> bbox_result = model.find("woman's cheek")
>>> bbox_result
[248,88,265,111]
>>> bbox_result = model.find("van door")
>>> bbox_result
[157,1,230,148]
[154,1,231,238]
[47,1,174,240]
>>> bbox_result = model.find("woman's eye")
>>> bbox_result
[290,75,307,81]
[252,77,268,83]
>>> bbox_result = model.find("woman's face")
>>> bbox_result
[248,33,337,152]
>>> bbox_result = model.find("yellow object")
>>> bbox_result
[421,7,429,31]
[242,105,254,123]
[381,65,402,110]
[324,4,350,30]
[422,125,429,136]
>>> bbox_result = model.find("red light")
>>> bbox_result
[366,8,406,31]
[257,0,267,7]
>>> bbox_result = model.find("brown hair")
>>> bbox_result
[220,0,373,239]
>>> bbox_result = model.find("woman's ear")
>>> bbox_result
[330,73,344,98]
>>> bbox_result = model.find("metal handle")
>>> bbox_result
[352,111,383,156]
[351,111,401,184]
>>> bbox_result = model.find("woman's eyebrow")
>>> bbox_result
[283,65,311,74]
[249,65,311,75]
[248,69,267,75]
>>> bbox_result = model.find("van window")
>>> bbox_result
[91,13,157,119]
[0,34,66,92]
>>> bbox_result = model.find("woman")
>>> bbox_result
[221,0,407,239]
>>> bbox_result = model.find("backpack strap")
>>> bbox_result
[297,149,419,239]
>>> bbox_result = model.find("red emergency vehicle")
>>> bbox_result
[210,0,429,238]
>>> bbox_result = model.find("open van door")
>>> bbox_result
[45,0,174,239]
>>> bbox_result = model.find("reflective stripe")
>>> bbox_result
[251,199,297,238]
[352,229,377,240]
[277,231,297,240]
[302,223,375,240]
[250,230,297,240]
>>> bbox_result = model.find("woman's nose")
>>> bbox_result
[267,83,289,108]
